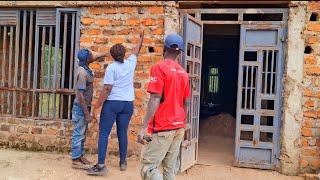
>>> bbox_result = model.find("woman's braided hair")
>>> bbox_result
[110,43,126,63]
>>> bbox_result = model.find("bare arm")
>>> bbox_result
[95,84,113,109]
[76,90,90,121]
[90,51,108,62]
[142,93,162,129]
[132,30,144,56]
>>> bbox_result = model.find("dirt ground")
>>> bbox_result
[0,113,303,180]
[198,113,235,166]
[0,148,303,180]
[198,134,234,166]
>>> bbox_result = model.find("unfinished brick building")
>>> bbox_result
[0,0,318,178]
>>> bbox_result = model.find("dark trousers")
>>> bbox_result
[98,100,134,164]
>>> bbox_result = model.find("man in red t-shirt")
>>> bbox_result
[138,34,190,180]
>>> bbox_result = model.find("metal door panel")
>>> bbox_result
[238,147,272,163]
[245,30,278,46]
[235,24,285,169]
[180,141,196,171]
[179,14,203,172]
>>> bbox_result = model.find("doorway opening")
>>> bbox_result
[198,24,240,166]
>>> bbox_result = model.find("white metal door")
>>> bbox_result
[179,14,203,172]
[234,25,285,169]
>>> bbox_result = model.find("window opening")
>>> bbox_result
[208,67,219,93]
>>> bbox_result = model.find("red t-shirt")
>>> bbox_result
[147,59,190,134]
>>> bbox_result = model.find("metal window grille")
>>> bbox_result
[208,67,219,93]
[0,8,80,120]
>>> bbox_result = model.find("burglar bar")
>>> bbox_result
[32,15,39,117]
[52,10,59,118]
[59,13,68,119]
[7,26,14,114]
[19,11,26,115]
[68,13,76,120]
[1,26,7,114]
[47,26,53,118]
[39,26,46,117]
[262,50,278,95]
[273,51,277,94]
[13,11,20,116]
[244,66,248,109]
[27,11,34,116]
[269,50,274,94]
[249,67,254,109]
[0,9,78,120]
[270,51,276,94]
[0,27,2,113]
[264,51,269,94]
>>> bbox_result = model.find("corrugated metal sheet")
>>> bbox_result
[36,9,56,26]
[0,9,17,25]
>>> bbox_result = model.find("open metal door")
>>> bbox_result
[234,24,285,169]
[179,14,203,172]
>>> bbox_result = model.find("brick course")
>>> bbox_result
[0,5,166,158]
[80,6,164,155]
[301,1,320,174]
[80,5,165,155]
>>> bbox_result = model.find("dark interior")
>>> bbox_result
[197,24,240,166]
[200,24,240,119]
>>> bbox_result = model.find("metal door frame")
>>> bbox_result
[179,8,288,26]
[235,24,286,169]
[179,8,287,171]
[179,14,203,172]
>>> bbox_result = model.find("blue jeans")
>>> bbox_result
[71,102,89,159]
[98,100,134,165]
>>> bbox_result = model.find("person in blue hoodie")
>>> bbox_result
[71,49,107,169]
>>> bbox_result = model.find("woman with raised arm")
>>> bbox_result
[87,30,144,176]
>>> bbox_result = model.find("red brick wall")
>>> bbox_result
[300,1,320,174]
[79,6,165,154]
[0,5,166,157]
[0,117,72,152]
